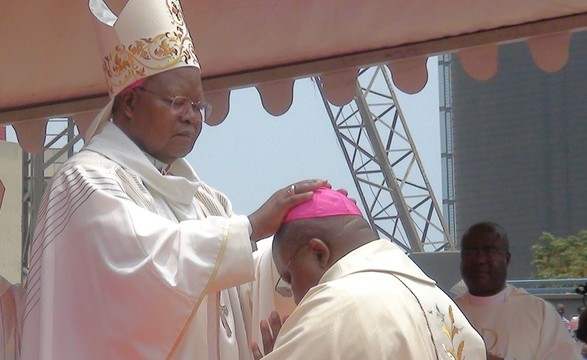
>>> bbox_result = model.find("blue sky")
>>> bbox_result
[188,58,442,216]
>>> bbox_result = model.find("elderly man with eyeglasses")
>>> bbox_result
[251,187,487,360]
[454,221,580,360]
[20,1,325,359]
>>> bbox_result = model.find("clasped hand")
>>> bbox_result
[251,311,288,359]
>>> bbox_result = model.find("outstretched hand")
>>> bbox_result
[251,311,288,360]
[248,179,329,241]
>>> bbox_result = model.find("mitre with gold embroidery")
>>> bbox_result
[86,0,200,139]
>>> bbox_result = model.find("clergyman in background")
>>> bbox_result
[454,221,580,360]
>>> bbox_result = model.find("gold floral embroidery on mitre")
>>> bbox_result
[429,304,466,360]
[102,0,198,95]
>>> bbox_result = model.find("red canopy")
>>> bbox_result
[2,1,587,152]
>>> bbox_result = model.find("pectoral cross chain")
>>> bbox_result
[219,305,232,338]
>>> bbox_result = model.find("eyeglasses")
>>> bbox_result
[274,243,308,298]
[136,86,212,122]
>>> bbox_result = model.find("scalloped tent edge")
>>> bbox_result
[1,1,586,153]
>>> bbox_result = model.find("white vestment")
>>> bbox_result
[0,276,23,360]
[455,284,581,360]
[20,122,291,359]
[264,240,488,360]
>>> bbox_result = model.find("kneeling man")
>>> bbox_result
[253,187,487,360]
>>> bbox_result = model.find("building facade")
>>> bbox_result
[449,32,587,279]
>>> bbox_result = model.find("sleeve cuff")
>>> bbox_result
[245,218,258,251]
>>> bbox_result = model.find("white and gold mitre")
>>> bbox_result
[89,0,200,98]
[85,0,200,139]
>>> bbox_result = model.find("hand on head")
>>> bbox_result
[248,179,330,241]
[270,187,374,303]
[331,188,359,205]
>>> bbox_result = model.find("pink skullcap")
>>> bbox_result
[284,187,362,223]
[117,78,146,96]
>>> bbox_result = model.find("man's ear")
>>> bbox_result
[119,91,138,120]
[307,238,330,268]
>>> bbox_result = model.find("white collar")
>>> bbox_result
[83,121,200,206]
[143,152,169,174]
[466,286,508,306]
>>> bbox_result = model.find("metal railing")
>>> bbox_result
[507,278,587,296]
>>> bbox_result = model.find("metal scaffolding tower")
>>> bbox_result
[317,65,455,253]
[21,118,83,277]
[438,54,458,245]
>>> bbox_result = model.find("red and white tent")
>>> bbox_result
[2,1,587,152]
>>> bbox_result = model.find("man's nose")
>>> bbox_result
[181,106,202,124]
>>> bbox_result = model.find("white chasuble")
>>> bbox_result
[0,276,23,360]
[264,240,488,360]
[455,285,581,360]
[20,122,264,359]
